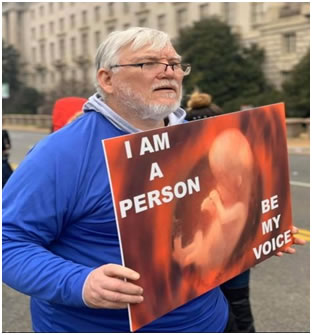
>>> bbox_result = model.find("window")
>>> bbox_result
[49,3,54,13]
[95,31,101,48]
[82,10,88,25]
[32,73,36,86]
[31,27,36,39]
[140,3,146,9]
[283,32,296,53]
[223,3,235,25]
[41,72,46,85]
[50,72,55,84]
[32,47,37,63]
[81,32,88,50]
[40,24,44,38]
[157,15,166,31]
[59,3,64,10]
[123,3,130,14]
[50,42,55,62]
[107,26,115,34]
[108,3,114,16]
[223,3,230,22]
[40,43,45,63]
[280,3,301,18]
[251,3,264,25]
[39,5,44,16]
[94,6,101,22]
[49,22,54,35]
[71,37,76,59]
[31,10,35,20]
[138,17,147,27]
[59,18,64,33]
[72,69,77,81]
[176,8,187,30]
[124,23,131,30]
[59,38,65,60]
[70,14,75,29]
[199,4,209,20]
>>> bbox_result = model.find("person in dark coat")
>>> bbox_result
[185,91,256,332]
[185,92,222,121]
[2,129,13,188]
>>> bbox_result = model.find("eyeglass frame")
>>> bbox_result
[109,62,191,75]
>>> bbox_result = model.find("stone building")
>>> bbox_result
[2,2,310,94]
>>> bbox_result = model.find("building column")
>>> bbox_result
[7,10,18,46]
[2,13,9,42]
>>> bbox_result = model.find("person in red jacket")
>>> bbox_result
[51,97,87,132]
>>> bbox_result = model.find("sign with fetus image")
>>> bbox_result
[102,103,293,332]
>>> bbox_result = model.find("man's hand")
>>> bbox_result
[276,226,306,256]
[83,263,144,309]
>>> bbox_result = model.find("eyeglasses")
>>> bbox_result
[110,62,191,76]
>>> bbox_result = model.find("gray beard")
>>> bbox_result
[115,83,182,121]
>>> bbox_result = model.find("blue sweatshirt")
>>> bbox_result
[2,95,228,332]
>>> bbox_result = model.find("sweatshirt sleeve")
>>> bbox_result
[2,143,94,307]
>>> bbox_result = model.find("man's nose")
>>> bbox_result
[158,64,175,78]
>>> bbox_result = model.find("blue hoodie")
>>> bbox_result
[2,94,228,332]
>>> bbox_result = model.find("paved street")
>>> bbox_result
[250,152,310,332]
[5,128,49,167]
[2,130,310,332]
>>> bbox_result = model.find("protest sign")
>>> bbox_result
[102,103,293,332]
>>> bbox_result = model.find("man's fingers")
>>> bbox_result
[293,236,306,245]
[276,247,296,256]
[284,247,296,254]
[100,276,143,295]
[275,227,306,256]
[292,226,307,245]
[276,246,296,256]
[102,263,140,280]
[101,289,144,304]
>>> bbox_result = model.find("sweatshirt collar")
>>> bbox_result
[83,93,186,133]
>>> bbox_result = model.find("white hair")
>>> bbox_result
[94,27,172,99]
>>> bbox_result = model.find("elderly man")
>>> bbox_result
[2,27,304,333]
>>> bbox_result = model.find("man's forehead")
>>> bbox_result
[120,43,181,61]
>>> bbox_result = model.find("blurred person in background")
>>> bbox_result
[186,91,256,332]
[185,91,222,120]
[2,129,13,188]
[221,270,255,332]
[51,96,87,132]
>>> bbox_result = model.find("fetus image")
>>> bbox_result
[172,129,254,274]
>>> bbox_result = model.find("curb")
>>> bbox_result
[3,125,50,134]
[287,147,310,155]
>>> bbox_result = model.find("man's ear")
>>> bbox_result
[97,68,113,95]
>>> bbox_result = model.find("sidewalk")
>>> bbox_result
[4,124,50,134]
[287,133,310,155]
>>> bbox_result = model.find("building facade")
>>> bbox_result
[2,2,310,94]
